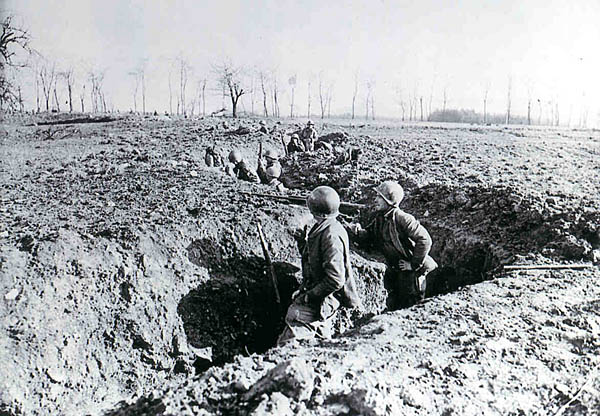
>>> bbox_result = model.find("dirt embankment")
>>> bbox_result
[1,116,599,415]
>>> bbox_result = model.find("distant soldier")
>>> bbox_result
[287,133,306,154]
[257,149,286,191]
[225,150,260,183]
[277,186,361,345]
[204,146,224,167]
[258,120,268,134]
[300,120,318,152]
[257,149,281,183]
[346,181,437,310]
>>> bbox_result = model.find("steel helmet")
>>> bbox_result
[307,186,340,218]
[264,149,279,161]
[265,165,281,180]
[291,133,300,139]
[228,150,242,164]
[374,181,405,207]
[306,120,314,126]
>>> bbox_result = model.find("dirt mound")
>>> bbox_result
[108,267,600,416]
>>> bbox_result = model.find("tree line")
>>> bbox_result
[0,15,592,128]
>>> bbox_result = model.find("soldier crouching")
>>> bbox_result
[347,181,438,311]
[225,150,260,183]
[277,186,361,345]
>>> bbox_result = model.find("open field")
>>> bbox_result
[1,115,599,415]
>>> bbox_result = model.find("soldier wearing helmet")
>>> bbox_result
[300,120,317,152]
[347,180,437,310]
[287,133,306,154]
[277,186,361,345]
[257,149,284,186]
[224,150,260,183]
[258,120,268,134]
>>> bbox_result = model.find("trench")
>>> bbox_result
[174,176,599,373]
[175,192,507,373]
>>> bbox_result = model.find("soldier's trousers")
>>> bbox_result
[384,267,426,311]
[277,297,337,345]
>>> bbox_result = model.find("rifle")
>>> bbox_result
[504,263,593,271]
[280,133,288,157]
[241,191,366,213]
[258,141,263,160]
[257,223,281,305]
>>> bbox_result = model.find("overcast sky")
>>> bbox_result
[4,0,600,125]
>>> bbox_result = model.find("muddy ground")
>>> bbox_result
[0,114,599,415]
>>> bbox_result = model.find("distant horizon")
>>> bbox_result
[3,0,599,127]
[22,107,595,130]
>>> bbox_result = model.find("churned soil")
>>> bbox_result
[0,114,599,415]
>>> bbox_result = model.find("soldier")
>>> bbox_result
[347,181,437,311]
[257,149,287,191]
[257,149,281,183]
[225,150,260,183]
[300,120,318,152]
[287,133,306,154]
[204,145,224,167]
[277,186,361,345]
[258,120,268,134]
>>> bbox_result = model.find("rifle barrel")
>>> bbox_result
[241,191,366,210]
[504,263,592,271]
[257,223,281,305]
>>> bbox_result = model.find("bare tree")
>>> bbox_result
[442,86,447,116]
[259,70,268,117]
[365,79,373,120]
[526,83,532,125]
[370,88,375,120]
[537,98,543,125]
[178,57,190,116]
[318,72,326,119]
[327,83,333,118]
[215,62,246,118]
[307,78,312,118]
[79,84,85,112]
[201,78,207,116]
[52,75,60,112]
[288,74,296,118]
[127,70,139,112]
[0,15,31,109]
[483,83,489,124]
[248,74,255,115]
[140,64,146,114]
[505,75,512,124]
[88,70,106,113]
[168,68,173,114]
[395,85,406,121]
[59,69,75,113]
[428,76,436,120]
[271,71,280,117]
[352,70,359,120]
[39,63,55,111]
[419,96,423,121]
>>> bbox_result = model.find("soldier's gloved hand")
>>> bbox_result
[291,290,301,300]
[398,260,412,271]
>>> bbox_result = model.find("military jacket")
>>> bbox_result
[300,218,361,308]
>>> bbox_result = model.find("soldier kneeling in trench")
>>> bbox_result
[257,149,287,192]
[225,150,260,183]
[346,181,438,311]
[277,186,361,345]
